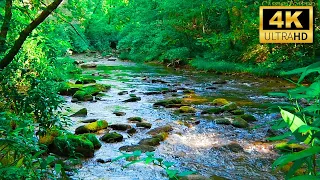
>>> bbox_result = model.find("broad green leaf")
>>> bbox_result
[282,67,306,76]
[266,132,292,141]
[145,157,156,164]
[280,109,312,144]
[286,158,305,179]
[289,175,320,180]
[55,164,62,174]
[145,152,154,157]
[124,159,144,168]
[133,150,142,157]
[298,125,320,133]
[165,169,179,178]
[298,62,320,83]
[303,105,320,113]
[46,155,55,164]
[273,146,320,168]
[177,170,196,177]
[163,161,175,168]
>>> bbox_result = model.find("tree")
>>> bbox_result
[0,0,64,69]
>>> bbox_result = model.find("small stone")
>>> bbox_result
[119,145,155,152]
[127,128,137,134]
[113,112,126,116]
[231,109,245,115]
[110,124,131,131]
[212,80,227,84]
[201,107,224,114]
[230,117,248,128]
[212,98,229,106]
[128,117,143,122]
[71,98,79,103]
[139,138,161,146]
[70,108,87,117]
[136,122,152,129]
[176,106,196,113]
[80,63,97,68]
[100,132,123,143]
[147,125,173,136]
[81,119,98,123]
[118,91,128,95]
[123,97,141,102]
[222,102,238,111]
[75,120,108,134]
[240,114,257,122]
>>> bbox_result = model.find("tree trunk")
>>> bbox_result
[0,0,64,69]
[0,0,13,53]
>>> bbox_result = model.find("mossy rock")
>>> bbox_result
[139,137,161,146]
[231,109,245,115]
[100,132,123,143]
[75,78,96,84]
[127,128,137,134]
[214,118,231,125]
[147,125,173,135]
[152,132,168,141]
[153,98,183,107]
[59,82,83,96]
[136,122,152,129]
[73,84,111,101]
[110,124,132,131]
[119,145,155,152]
[240,114,257,122]
[113,111,126,116]
[176,106,196,113]
[75,120,108,134]
[183,89,195,94]
[50,134,94,158]
[182,95,209,105]
[201,107,224,114]
[230,117,248,128]
[128,117,143,122]
[70,108,88,117]
[123,96,141,102]
[275,142,306,152]
[221,102,238,111]
[129,94,137,97]
[82,134,101,149]
[118,91,128,95]
[212,98,229,106]
[39,128,61,145]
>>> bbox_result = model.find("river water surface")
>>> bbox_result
[68,55,293,180]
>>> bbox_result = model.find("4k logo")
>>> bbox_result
[260,6,313,43]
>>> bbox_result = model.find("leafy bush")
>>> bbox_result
[268,61,320,178]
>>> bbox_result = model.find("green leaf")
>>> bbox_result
[146,151,154,157]
[273,146,320,168]
[286,158,305,179]
[266,132,292,141]
[289,175,320,180]
[298,125,320,133]
[280,109,312,144]
[282,67,306,76]
[55,164,62,174]
[267,92,288,97]
[124,159,144,168]
[298,62,320,83]
[163,161,175,168]
[166,169,179,178]
[133,150,142,157]
[46,155,55,164]
[177,170,196,177]
[145,157,156,164]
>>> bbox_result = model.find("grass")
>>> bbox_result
[190,59,283,77]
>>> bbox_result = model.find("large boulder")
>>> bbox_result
[75,120,108,134]
[73,84,111,101]
[50,134,95,158]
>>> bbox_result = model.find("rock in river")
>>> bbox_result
[70,108,87,117]
[100,132,123,143]
[75,120,108,134]
[110,124,132,131]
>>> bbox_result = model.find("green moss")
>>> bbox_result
[100,132,123,143]
[136,122,152,129]
[147,125,173,135]
[176,106,196,113]
[222,102,238,111]
[201,107,224,114]
[153,98,183,107]
[275,142,306,152]
[152,132,168,141]
[110,124,132,131]
[73,84,111,101]
[128,117,143,122]
[75,78,96,84]
[214,118,231,125]
[212,98,229,106]
[75,120,108,134]
[70,108,88,117]
[139,137,161,146]
[82,134,102,149]
[51,134,94,158]
[230,117,248,128]
[231,109,245,115]
[59,82,83,96]
[240,114,257,122]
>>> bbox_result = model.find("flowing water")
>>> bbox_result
[67,55,293,180]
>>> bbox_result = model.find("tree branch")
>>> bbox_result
[0,0,64,69]
[0,0,13,53]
